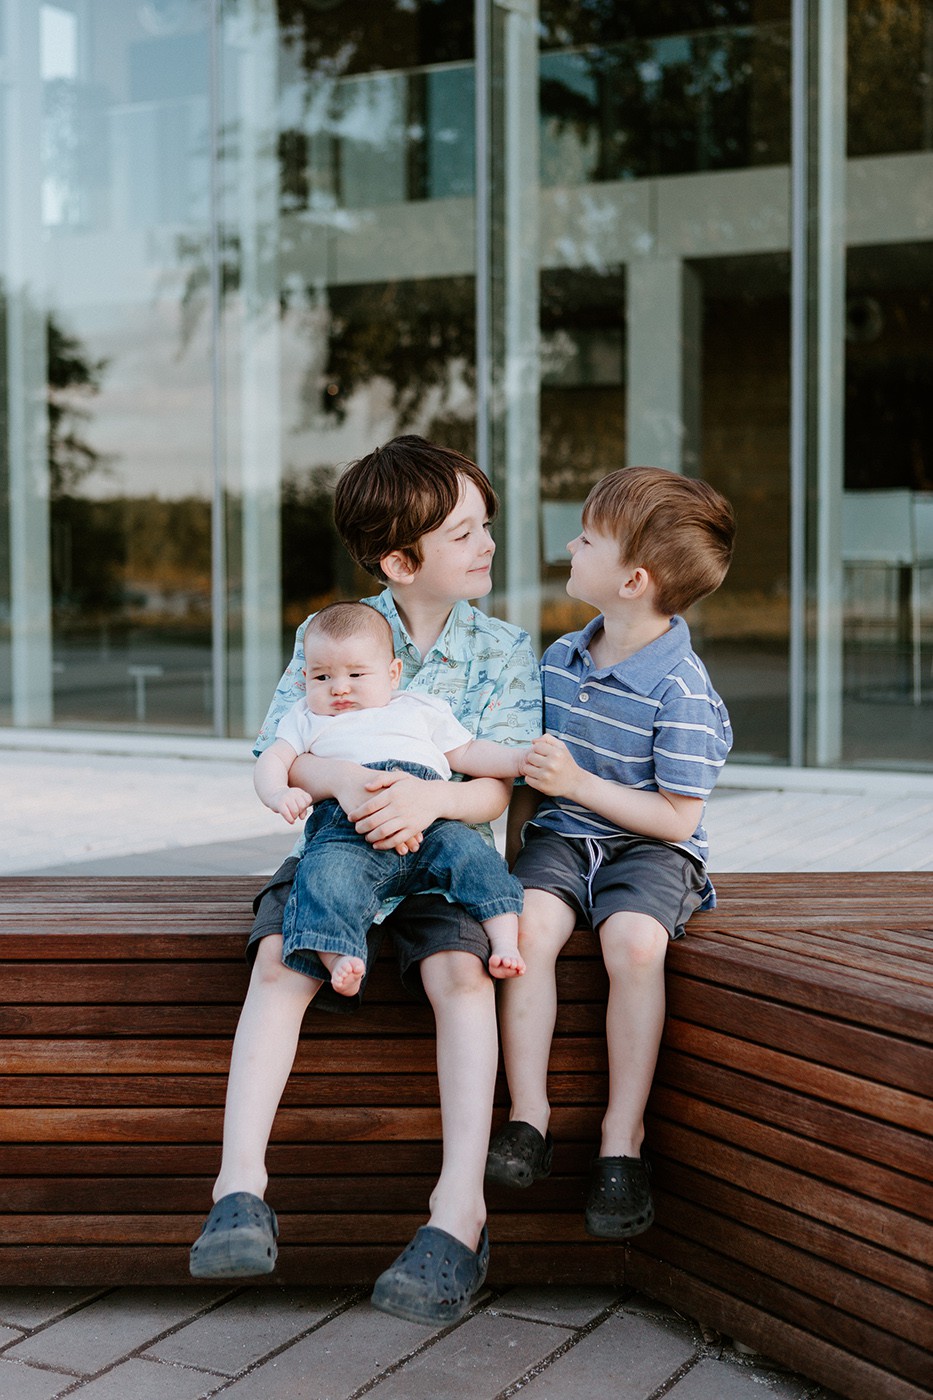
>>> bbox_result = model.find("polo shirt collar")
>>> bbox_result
[572,613,693,692]
[373,590,476,663]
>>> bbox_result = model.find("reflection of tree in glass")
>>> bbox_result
[275,0,472,76]
[45,313,124,617]
[537,18,790,180]
[280,469,345,625]
[848,1,933,157]
[312,277,474,428]
[47,316,112,498]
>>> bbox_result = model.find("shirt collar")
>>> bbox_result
[368,590,476,664]
[571,613,693,692]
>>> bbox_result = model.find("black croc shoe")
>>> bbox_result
[584,1155,654,1239]
[370,1224,489,1325]
[189,1192,278,1278]
[485,1120,553,1189]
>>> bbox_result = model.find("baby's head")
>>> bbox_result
[302,602,402,717]
[583,466,735,616]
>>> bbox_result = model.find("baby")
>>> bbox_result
[254,600,527,997]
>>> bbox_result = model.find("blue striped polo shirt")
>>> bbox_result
[529,614,732,891]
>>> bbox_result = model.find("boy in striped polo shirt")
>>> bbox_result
[486,466,735,1239]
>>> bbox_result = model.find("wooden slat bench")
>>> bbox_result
[0,873,930,1400]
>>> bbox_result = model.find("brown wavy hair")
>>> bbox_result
[334,435,497,582]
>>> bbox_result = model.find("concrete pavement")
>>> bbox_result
[0,1284,828,1400]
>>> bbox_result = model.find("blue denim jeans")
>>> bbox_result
[281,762,523,983]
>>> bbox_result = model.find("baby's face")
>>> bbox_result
[303,632,401,716]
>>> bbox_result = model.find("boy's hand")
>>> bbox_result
[269,787,312,824]
[521,734,581,798]
[348,770,438,853]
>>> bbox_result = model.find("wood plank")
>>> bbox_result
[653,1159,932,1303]
[649,1192,933,1347]
[669,944,933,1040]
[652,1052,930,1181]
[0,1143,445,1176]
[0,1001,611,1038]
[0,963,251,1003]
[650,1084,933,1220]
[665,976,931,1090]
[0,1038,443,1075]
[0,1105,444,1142]
[658,1019,924,1136]
[647,1118,931,1260]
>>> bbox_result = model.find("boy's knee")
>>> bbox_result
[600,914,668,970]
[422,948,491,1001]
[252,935,317,996]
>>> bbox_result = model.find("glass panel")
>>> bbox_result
[533,4,793,763]
[840,0,933,765]
[218,1,477,737]
[539,18,790,182]
[1,0,215,732]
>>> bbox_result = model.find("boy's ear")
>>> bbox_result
[618,565,652,600]
[380,550,418,586]
[388,658,403,688]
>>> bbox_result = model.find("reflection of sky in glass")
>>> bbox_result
[40,4,77,81]
[41,4,79,224]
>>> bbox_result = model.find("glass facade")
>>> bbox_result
[2,1,931,769]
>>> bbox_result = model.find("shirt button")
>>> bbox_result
[579,692,589,702]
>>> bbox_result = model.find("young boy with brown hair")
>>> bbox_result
[190,437,540,1325]
[486,466,735,1239]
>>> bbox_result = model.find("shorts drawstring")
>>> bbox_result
[584,837,605,907]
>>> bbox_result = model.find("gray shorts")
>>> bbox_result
[248,856,490,1012]
[512,825,707,940]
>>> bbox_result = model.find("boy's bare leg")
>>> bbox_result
[484,912,524,978]
[420,949,498,1250]
[317,948,366,997]
[597,911,668,1158]
[212,934,322,1202]
[497,890,578,1136]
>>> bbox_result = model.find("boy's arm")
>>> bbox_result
[446,737,526,781]
[254,739,311,824]
[522,734,703,844]
[289,751,376,812]
[288,751,429,855]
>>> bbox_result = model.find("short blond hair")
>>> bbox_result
[583,467,735,616]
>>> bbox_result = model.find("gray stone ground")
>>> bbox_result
[2,736,920,1397]
[0,1285,834,1400]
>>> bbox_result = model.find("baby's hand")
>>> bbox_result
[269,787,312,824]
[521,734,580,798]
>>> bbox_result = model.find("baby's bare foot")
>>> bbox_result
[488,948,525,979]
[328,955,366,996]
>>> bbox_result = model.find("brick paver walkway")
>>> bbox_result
[0,1285,831,1399]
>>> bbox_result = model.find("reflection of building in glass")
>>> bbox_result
[1,2,931,771]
